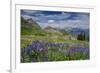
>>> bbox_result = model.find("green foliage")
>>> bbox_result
[77,32,89,41]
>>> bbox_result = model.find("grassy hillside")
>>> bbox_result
[21,17,89,62]
[21,17,72,48]
[21,17,45,35]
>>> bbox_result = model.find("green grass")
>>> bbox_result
[21,34,89,49]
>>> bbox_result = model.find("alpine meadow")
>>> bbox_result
[21,10,90,63]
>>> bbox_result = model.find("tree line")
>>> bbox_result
[77,32,89,41]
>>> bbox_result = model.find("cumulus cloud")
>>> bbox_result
[48,20,55,23]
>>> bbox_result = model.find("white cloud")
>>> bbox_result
[43,13,71,20]
[48,20,55,23]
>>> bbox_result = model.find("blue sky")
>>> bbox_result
[21,10,90,30]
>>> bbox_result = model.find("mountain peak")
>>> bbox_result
[27,18,34,24]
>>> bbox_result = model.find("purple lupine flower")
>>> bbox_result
[68,47,89,54]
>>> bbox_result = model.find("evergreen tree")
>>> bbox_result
[77,32,86,41]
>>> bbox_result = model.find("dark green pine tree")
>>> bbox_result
[83,32,86,41]
[77,32,86,41]
[86,35,89,41]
